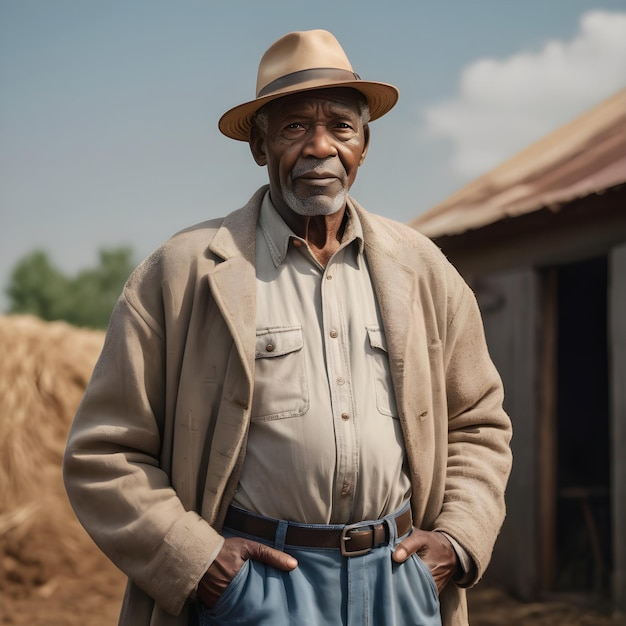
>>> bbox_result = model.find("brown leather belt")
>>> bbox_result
[224,507,413,557]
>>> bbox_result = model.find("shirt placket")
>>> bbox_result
[321,250,358,521]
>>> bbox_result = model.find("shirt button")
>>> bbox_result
[326,274,333,280]
[341,412,350,421]
[342,483,351,495]
[265,343,274,352]
[336,377,345,385]
[330,329,338,338]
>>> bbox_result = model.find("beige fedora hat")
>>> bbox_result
[218,29,399,141]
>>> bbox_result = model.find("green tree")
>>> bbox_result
[6,251,70,321]
[6,247,136,329]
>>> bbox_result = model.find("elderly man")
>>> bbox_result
[64,30,512,626]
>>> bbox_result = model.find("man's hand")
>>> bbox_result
[392,528,459,594]
[197,537,298,608]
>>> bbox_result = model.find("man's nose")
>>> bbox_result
[302,124,337,159]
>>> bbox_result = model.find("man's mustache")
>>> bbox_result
[291,159,344,179]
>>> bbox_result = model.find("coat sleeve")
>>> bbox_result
[63,286,224,617]
[433,269,513,585]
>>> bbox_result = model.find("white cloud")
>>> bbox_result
[423,11,626,179]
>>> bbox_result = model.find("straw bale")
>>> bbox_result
[0,315,124,602]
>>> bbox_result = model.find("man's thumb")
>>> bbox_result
[249,542,298,570]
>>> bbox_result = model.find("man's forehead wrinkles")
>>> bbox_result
[272,101,360,124]
[269,92,361,118]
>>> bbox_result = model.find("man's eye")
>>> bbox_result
[287,123,305,130]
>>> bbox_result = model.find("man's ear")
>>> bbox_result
[249,126,267,166]
[359,124,370,166]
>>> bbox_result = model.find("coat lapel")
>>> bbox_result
[206,188,266,385]
[201,189,264,523]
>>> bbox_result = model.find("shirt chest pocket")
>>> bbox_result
[366,326,399,418]
[251,326,309,421]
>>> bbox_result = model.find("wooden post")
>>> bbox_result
[537,268,558,593]
[609,243,626,616]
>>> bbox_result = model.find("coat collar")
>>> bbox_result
[208,186,266,263]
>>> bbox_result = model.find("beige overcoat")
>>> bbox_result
[63,187,512,626]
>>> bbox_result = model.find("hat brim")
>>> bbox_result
[218,79,399,141]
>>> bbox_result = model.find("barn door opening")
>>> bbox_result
[549,256,612,598]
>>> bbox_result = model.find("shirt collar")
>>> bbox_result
[258,191,365,268]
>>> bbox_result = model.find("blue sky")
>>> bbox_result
[1,0,625,312]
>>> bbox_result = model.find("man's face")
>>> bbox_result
[250,88,369,218]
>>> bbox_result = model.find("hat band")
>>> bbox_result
[257,67,361,98]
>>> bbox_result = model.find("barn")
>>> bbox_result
[410,88,626,613]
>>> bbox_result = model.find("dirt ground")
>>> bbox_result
[468,587,622,626]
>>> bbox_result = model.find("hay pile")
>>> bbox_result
[0,315,125,625]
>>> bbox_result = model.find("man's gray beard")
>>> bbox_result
[282,186,348,216]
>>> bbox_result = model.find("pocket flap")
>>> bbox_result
[366,326,388,353]
[255,326,303,359]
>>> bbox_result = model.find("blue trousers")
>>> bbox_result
[195,504,441,626]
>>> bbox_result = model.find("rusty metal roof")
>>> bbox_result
[409,88,626,238]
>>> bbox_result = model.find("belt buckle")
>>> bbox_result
[340,522,372,557]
